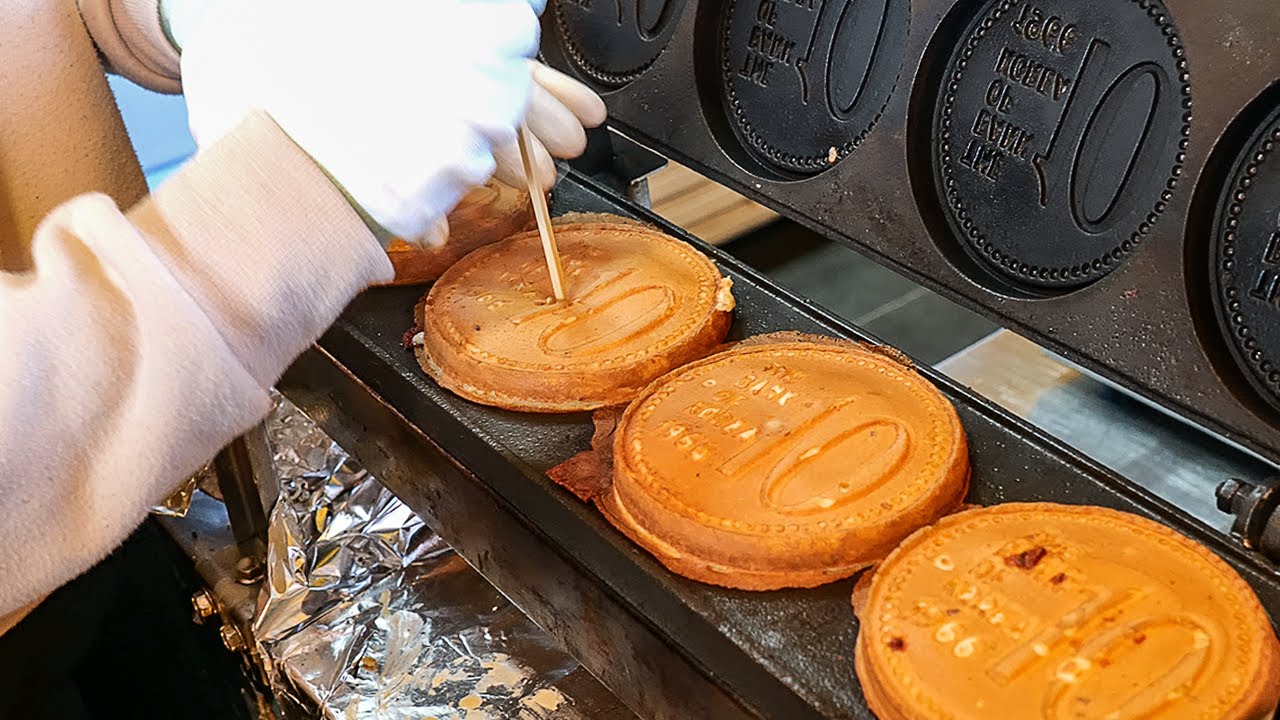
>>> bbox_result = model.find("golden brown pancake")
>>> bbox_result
[855,503,1280,720]
[590,338,969,590]
[381,180,533,286]
[416,222,734,412]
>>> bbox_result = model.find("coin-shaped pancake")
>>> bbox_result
[604,340,969,590]
[416,222,735,412]
[855,503,1280,720]
[382,180,533,286]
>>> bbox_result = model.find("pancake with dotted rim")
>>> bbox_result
[416,222,734,412]
[603,339,969,590]
[855,503,1280,720]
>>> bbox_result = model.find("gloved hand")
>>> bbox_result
[178,0,543,247]
[413,61,606,248]
[490,61,607,192]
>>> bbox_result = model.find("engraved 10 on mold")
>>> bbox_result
[931,0,1191,290]
[719,0,910,176]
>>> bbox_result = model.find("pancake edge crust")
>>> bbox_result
[415,222,734,413]
[380,181,534,287]
[855,502,1280,720]
[602,340,971,591]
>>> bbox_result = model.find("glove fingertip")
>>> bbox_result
[530,62,608,128]
[582,96,609,128]
[538,153,557,191]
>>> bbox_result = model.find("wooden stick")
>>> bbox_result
[517,124,567,301]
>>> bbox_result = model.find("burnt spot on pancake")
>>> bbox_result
[1132,632,1147,645]
[1004,546,1047,570]
[1050,572,1067,585]
[887,637,906,652]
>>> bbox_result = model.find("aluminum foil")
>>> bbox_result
[151,474,197,517]
[251,395,611,719]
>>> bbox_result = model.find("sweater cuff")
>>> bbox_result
[78,0,182,93]
[130,111,393,389]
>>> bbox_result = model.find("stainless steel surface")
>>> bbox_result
[938,330,1280,533]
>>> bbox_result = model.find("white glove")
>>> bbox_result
[178,0,542,246]
[490,61,607,192]
[411,61,606,247]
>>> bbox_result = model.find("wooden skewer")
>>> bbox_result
[517,124,567,302]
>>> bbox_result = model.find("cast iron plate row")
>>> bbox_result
[299,173,1280,719]
[551,0,912,175]
[719,0,911,176]
[553,0,1191,290]
[550,1,1280,428]
[933,0,1189,291]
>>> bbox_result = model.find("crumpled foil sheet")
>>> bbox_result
[250,396,601,719]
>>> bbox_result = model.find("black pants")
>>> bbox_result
[0,522,254,720]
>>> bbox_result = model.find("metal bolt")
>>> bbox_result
[1217,479,1243,513]
[191,590,217,624]
[220,624,246,653]
[235,555,265,585]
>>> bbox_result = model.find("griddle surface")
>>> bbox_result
[315,174,1280,719]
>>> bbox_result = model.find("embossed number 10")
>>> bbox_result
[1031,35,1170,235]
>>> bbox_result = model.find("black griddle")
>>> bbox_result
[539,0,1280,466]
[278,173,1280,720]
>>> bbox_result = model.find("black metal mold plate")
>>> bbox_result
[303,174,1280,719]
[1211,101,1280,414]
[932,0,1189,290]
[539,0,1280,465]
[551,0,687,89]
[717,0,911,176]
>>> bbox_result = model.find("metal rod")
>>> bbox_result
[212,424,272,568]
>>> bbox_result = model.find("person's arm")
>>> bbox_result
[77,0,608,196]
[0,112,391,626]
[76,0,187,93]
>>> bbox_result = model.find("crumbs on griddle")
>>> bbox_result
[401,323,423,351]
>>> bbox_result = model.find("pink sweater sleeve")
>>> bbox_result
[0,112,392,624]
